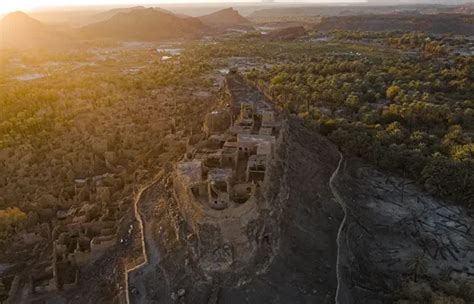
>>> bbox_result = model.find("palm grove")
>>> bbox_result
[245,37,473,208]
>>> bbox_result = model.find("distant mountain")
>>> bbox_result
[80,8,205,41]
[0,11,71,49]
[199,8,250,27]
[93,6,185,22]
[93,6,147,21]
[316,13,474,35]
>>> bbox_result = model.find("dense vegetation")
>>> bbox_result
[177,33,473,207]
[0,208,27,240]
[329,30,472,56]
[0,47,212,148]
[0,28,472,240]
[2,8,473,302]
[0,46,214,241]
[246,51,473,207]
[316,14,474,35]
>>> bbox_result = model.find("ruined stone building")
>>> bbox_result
[173,73,281,275]
[2,172,124,303]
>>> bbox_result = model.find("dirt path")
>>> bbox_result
[125,178,171,304]
[124,183,153,304]
[329,151,348,304]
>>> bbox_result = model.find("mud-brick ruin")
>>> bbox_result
[29,174,123,294]
[173,73,281,274]
[0,172,126,303]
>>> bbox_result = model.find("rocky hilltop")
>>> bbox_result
[127,72,474,303]
[127,73,344,303]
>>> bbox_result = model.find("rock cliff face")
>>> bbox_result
[161,116,343,303]
[219,117,343,303]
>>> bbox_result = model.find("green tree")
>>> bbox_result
[386,84,401,100]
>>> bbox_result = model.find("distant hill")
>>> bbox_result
[93,6,147,21]
[250,4,474,19]
[316,13,474,35]
[199,8,250,27]
[80,8,206,41]
[0,11,71,49]
[93,6,185,22]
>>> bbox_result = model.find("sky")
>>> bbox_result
[0,0,368,15]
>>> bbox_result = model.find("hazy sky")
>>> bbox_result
[0,0,367,15]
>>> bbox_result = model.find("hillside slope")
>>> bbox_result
[80,8,206,41]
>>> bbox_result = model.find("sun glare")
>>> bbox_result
[0,2,38,15]
[1,0,272,16]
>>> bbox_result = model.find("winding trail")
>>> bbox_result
[329,151,347,304]
[124,175,172,304]
[124,183,153,304]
